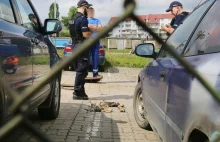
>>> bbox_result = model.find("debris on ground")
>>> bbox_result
[61,84,74,90]
[118,104,126,112]
[85,101,126,113]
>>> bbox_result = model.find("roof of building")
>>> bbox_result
[108,14,173,25]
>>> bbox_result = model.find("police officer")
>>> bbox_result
[161,1,189,35]
[28,14,39,32]
[69,0,92,100]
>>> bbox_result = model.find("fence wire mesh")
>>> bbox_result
[0,0,220,141]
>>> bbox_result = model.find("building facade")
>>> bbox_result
[108,14,173,39]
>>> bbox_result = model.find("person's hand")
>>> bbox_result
[161,24,171,32]
[166,24,171,29]
[161,25,167,31]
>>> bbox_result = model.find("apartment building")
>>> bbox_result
[108,14,173,39]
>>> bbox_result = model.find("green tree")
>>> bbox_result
[61,6,77,28]
[48,3,60,19]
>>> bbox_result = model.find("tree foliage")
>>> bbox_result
[61,6,77,28]
[59,30,70,37]
[48,3,60,19]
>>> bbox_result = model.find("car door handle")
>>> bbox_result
[31,38,40,44]
[160,71,167,77]
[0,31,4,36]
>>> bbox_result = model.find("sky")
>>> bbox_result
[31,0,203,25]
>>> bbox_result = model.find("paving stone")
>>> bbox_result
[4,68,157,142]
[50,125,71,130]
[78,139,90,142]
[90,131,102,137]
[90,138,113,142]
[66,136,79,142]
[69,132,89,137]
[46,130,57,135]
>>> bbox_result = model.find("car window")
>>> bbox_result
[0,0,15,23]
[15,0,39,32]
[184,1,220,56]
[158,0,214,58]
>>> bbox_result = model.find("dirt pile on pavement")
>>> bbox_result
[85,101,125,113]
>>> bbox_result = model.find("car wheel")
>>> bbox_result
[133,82,151,130]
[63,66,70,71]
[0,87,6,126]
[38,78,61,120]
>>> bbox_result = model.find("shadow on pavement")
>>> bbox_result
[99,81,136,84]
[89,95,133,101]
[3,102,139,142]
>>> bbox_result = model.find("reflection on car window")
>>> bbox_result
[158,1,213,58]
[15,0,39,32]
[137,44,153,55]
[185,1,220,56]
[47,22,57,32]
[0,0,15,23]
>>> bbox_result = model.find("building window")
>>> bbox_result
[155,18,157,21]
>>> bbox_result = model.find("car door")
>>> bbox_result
[13,0,51,103]
[0,0,33,93]
[160,1,216,142]
[0,0,34,117]
[142,50,173,141]
[166,1,219,142]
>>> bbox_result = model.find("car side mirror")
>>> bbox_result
[135,43,156,58]
[44,19,62,35]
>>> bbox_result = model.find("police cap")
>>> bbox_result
[77,0,92,8]
[166,1,182,12]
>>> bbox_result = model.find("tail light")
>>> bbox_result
[99,48,104,54]
[64,46,72,52]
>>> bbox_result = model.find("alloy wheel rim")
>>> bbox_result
[136,90,145,121]
[54,79,60,111]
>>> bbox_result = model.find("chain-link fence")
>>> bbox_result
[0,0,220,141]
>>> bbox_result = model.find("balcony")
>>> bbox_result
[121,31,137,35]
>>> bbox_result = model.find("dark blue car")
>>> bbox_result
[63,40,106,71]
[0,0,62,124]
[133,0,220,142]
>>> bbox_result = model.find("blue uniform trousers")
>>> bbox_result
[90,41,100,77]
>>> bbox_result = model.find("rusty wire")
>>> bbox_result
[0,0,220,141]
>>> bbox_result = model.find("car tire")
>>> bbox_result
[38,78,61,120]
[0,87,6,126]
[63,66,69,71]
[133,82,151,130]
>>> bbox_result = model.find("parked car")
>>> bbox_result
[0,0,62,125]
[50,37,71,50]
[63,41,106,71]
[133,0,220,142]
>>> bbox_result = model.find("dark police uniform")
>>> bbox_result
[171,11,189,29]
[167,11,188,36]
[69,12,90,99]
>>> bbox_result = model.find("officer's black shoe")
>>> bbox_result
[73,92,84,100]
[81,92,89,100]
[73,94,83,100]
[73,92,88,100]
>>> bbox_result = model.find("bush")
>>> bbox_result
[105,53,151,68]
[59,30,70,37]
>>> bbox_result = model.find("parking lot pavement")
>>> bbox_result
[5,67,157,142]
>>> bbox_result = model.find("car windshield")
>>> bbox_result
[158,0,215,58]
